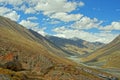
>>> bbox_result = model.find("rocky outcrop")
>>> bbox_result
[4,60,22,71]
[3,55,23,71]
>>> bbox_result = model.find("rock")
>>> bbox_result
[0,74,11,80]
[4,61,22,71]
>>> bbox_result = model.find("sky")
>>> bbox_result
[0,0,120,43]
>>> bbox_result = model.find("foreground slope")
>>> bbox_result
[0,16,116,80]
[81,35,120,68]
[0,16,73,69]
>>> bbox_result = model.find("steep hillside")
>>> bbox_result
[81,35,120,68]
[46,36,104,56]
[0,16,114,80]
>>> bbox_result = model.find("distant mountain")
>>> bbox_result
[46,35,104,56]
[81,35,120,69]
[0,16,112,80]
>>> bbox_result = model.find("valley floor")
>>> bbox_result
[67,56,120,80]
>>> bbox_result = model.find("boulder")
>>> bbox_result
[4,61,22,71]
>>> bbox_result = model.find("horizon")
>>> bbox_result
[0,0,120,43]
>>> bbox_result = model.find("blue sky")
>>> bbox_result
[0,0,120,43]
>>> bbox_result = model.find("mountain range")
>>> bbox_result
[46,35,104,56]
[81,35,120,68]
[0,16,119,80]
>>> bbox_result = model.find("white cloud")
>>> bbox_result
[53,26,67,33]
[30,27,47,36]
[19,20,39,28]
[72,16,102,29]
[25,7,36,14]
[0,0,37,14]
[33,0,84,22]
[0,0,85,22]
[0,0,24,6]
[93,32,118,43]
[0,7,11,15]
[78,1,85,7]
[4,11,20,21]
[0,7,20,21]
[7,0,23,6]
[50,12,83,22]
[49,20,60,24]
[53,26,118,43]
[13,4,26,11]
[27,16,38,20]
[37,27,47,36]
[35,0,77,15]
[25,0,39,7]
[0,0,83,15]
[19,19,47,36]
[100,21,120,31]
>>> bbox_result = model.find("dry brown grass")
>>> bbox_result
[81,35,120,65]
[0,68,27,80]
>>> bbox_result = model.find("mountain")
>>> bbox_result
[46,35,104,56]
[81,35,120,69]
[1,16,115,80]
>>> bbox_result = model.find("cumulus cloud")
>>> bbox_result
[29,26,47,36]
[0,0,24,6]
[0,0,85,22]
[53,26,67,33]
[49,20,60,24]
[25,0,39,7]
[14,4,26,11]
[4,11,20,21]
[19,19,47,36]
[72,16,102,29]
[37,27,47,36]
[33,0,84,22]
[0,7,11,15]
[35,0,77,15]
[53,26,118,43]
[100,21,120,31]
[19,0,83,22]
[0,7,20,21]
[78,1,85,7]
[25,7,36,14]
[27,16,38,20]
[50,12,83,22]
[19,20,39,28]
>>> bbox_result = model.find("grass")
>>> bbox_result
[64,44,93,55]
[81,36,120,65]
[0,68,27,80]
